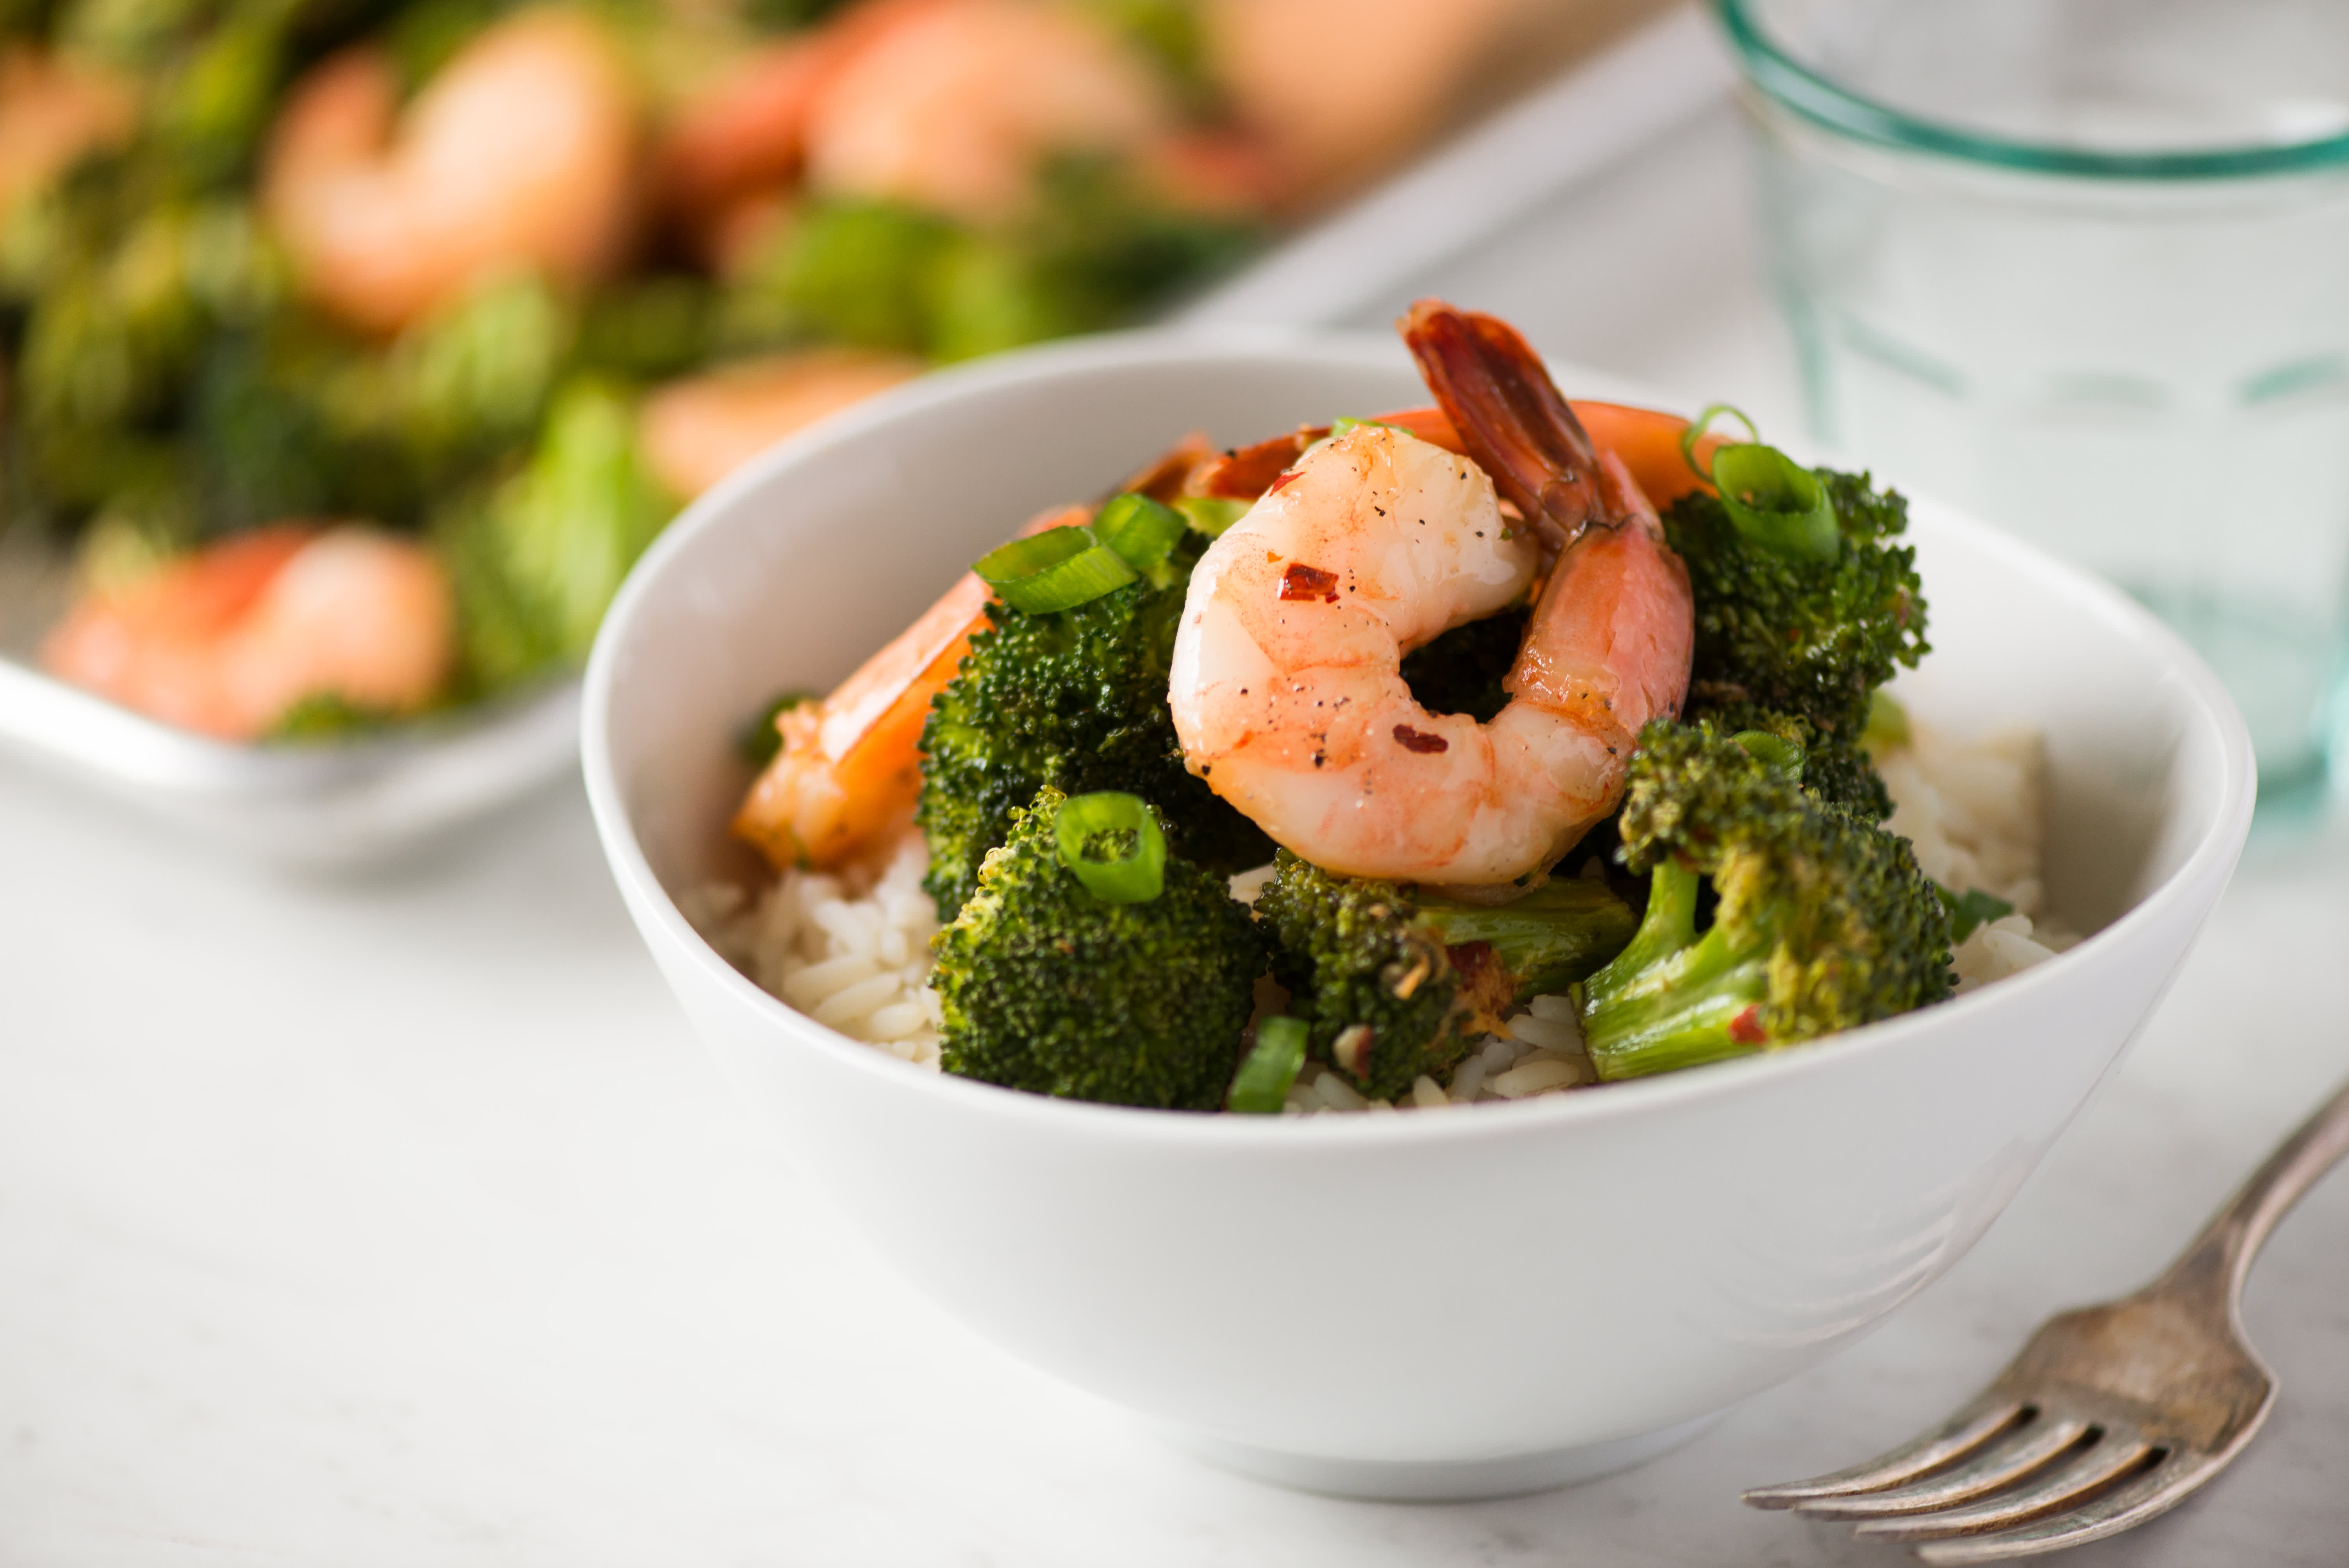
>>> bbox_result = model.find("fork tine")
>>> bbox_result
[1911,1452,2206,1565]
[1790,1416,2092,1520]
[1851,1433,2158,1543]
[1741,1401,2026,1509]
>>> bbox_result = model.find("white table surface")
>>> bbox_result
[9,98,2349,1568]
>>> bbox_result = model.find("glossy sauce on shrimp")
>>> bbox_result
[1167,303,1694,887]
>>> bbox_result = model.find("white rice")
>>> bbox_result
[688,712,2069,1107]
[1875,715,2078,994]
[683,834,946,1067]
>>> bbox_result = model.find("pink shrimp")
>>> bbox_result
[652,0,944,257]
[260,9,637,335]
[41,527,456,741]
[1166,301,1694,888]
[1200,0,1531,203]
[800,0,1174,224]
[638,348,923,502]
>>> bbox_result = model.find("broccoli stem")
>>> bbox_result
[1575,863,1771,1081]
[1416,878,1637,999]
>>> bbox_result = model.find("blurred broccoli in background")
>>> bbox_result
[436,376,670,693]
[918,528,1270,919]
[571,274,719,383]
[1665,465,1928,821]
[924,157,1259,361]
[1573,721,1951,1082]
[725,198,959,357]
[391,271,571,468]
[725,159,1259,365]
[932,785,1265,1111]
[0,0,61,41]
[1257,851,1634,1102]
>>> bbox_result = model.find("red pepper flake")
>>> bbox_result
[1728,1006,1768,1045]
[1280,562,1340,600]
[1267,469,1303,495]
[1392,724,1449,754]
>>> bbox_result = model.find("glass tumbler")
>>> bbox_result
[1718,0,2349,801]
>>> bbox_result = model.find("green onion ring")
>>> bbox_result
[1091,492,1186,571]
[973,524,1138,613]
[1173,495,1251,538]
[1228,1016,1308,1113]
[1053,791,1166,903]
[1679,403,1761,479]
[1710,443,1841,563]
[1676,405,1841,563]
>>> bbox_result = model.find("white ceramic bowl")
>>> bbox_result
[583,331,2254,1500]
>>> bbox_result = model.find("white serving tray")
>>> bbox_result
[0,4,1729,864]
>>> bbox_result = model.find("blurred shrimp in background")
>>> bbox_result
[261,7,638,335]
[0,0,1576,745]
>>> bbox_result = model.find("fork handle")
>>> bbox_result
[2158,1075,2349,1308]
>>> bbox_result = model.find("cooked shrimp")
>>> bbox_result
[261,9,637,335]
[639,348,923,502]
[1167,302,1694,886]
[734,569,991,872]
[802,0,1173,224]
[1187,402,1720,514]
[655,34,834,236]
[733,433,1212,872]
[653,0,943,252]
[0,48,135,215]
[1201,0,1530,202]
[42,526,456,740]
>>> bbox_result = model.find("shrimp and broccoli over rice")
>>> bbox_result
[690,300,2075,1114]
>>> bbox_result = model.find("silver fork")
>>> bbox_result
[1744,1076,2349,1563]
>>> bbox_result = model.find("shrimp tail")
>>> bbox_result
[1400,299,1605,549]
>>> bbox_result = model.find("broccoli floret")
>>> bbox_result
[932,786,1265,1110]
[1574,721,1952,1082]
[720,198,958,356]
[924,157,1260,362]
[1666,466,1927,819]
[1257,851,1636,1101]
[918,530,1269,918]
[1686,697,1893,822]
[434,377,672,694]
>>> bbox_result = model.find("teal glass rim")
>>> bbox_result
[1714,0,2349,180]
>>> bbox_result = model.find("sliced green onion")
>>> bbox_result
[1937,885,2016,943]
[1228,1016,1308,1113]
[1730,729,1805,780]
[1054,791,1165,903]
[973,524,1137,613]
[1711,443,1841,563]
[1091,492,1185,572]
[1678,405,1840,563]
[1173,495,1251,538]
[1679,403,1760,479]
[1330,415,1407,438]
[737,690,815,767]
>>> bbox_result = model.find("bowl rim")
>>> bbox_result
[583,325,2257,1150]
